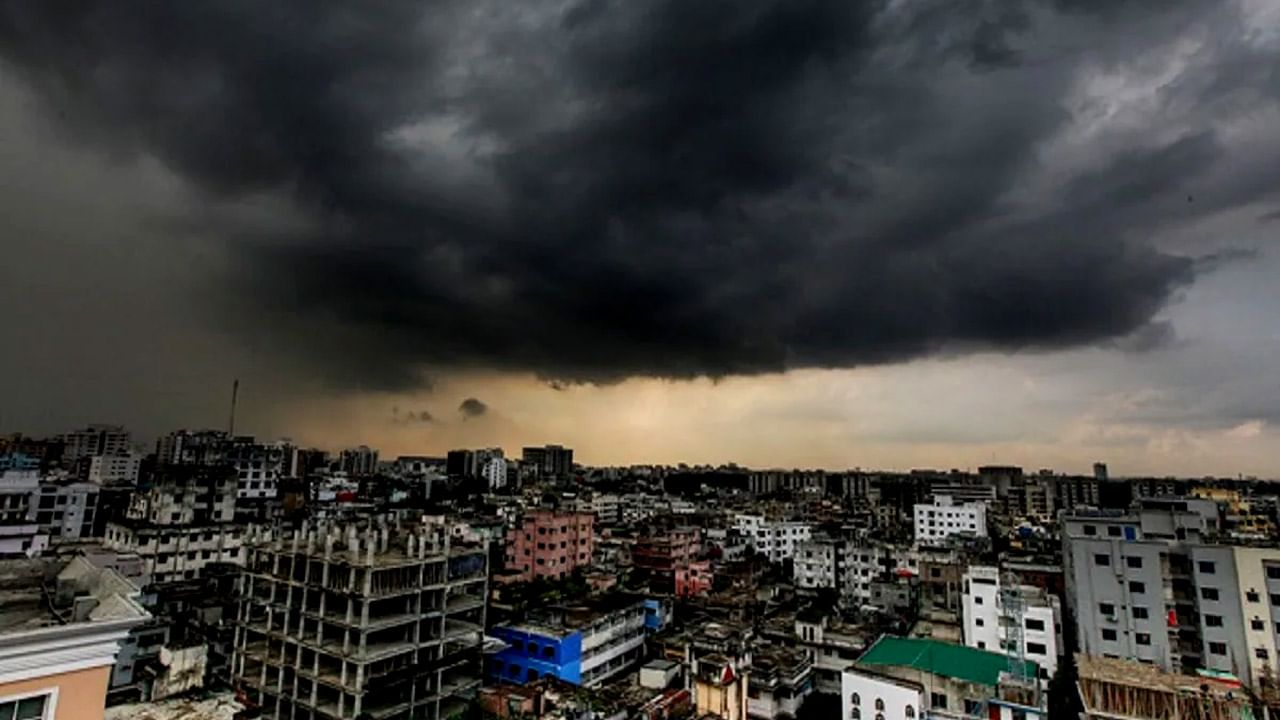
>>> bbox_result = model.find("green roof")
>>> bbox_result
[857,637,1038,687]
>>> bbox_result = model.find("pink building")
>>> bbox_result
[675,559,713,598]
[503,510,594,582]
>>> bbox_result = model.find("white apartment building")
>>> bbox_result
[0,523,48,557]
[28,482,99,542]
[105,523,244,585]
[571,493,621,525]
[914,496,987,545]
[734,515,812,564]
[87,452,143,485]
[481,455,508,491]
[962,566,1061,679]
[794,540,838,591]
[0,469,38,524]
[620,494,667,525]
[845,544,886,604]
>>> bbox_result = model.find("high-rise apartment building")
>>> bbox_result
[57,424,132,464]
[520,445,574,480]
[1063,498,1280,689]
[338,446,380,477]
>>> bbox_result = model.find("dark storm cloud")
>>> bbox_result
[458,398,489,419]
[0,0,1266,389]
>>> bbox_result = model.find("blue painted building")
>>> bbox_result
[488,625,584,685]
[643,597,671,632]
[489,594,651,688]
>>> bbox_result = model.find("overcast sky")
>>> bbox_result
[2,0,1279,475]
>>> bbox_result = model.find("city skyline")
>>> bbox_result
[3,1,1280,475]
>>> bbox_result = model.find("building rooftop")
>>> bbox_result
[857,636,1036,688]
[104,691,243,720]
[0,554,149,633]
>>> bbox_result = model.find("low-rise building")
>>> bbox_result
[103,466,243,585]
[634,527,702,595]
[746,646,812,720]
[488,594,648,688]
[844,636,1044,720]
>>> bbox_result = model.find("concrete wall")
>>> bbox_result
[841,669,921,720]
[1064,525,1172,667]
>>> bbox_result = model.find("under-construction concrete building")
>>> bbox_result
[232,518,488,720]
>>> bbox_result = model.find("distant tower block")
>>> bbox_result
[1093,462,1108,481]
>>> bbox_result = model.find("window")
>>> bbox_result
[1129,581,1145,594]
[1095,554,1111,567]
[1102,629,1118,641]
[543,646,554,658]
[1248,590,1261,603]
[875,699,885,711]
[1258,648,1271,661]
[851,693,861,706]
[0,693,48,720]
[1201,587,1220,601]
[1099,603,1116,615]
[851,710,861,720]
[1267,566,1280,580]
[1135,633,1151,646]
[1083,524,1097,536]
[974,596,983,605]
[1198,560,1216,574]
[975,618,984,627]
[1132,606,1149,620]
[1108,526,1121,537]
[1210,642,1227,655]
[930,692,947,710]
[875,715,885,720]
[1126,556,1143,569]
[1024,618,1046,632]
[527,668,539,680]
[1205,614,1224,627]
[1027,642,1048,655]
[905,708,915,719]
[1255,619,1267,631]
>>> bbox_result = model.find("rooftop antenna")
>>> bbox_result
[228,379,239,437]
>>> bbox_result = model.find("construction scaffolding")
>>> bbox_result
[232,518,488,720]
[1076,655,1255,720]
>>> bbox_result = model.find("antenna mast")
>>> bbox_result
[229,379,239,436]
